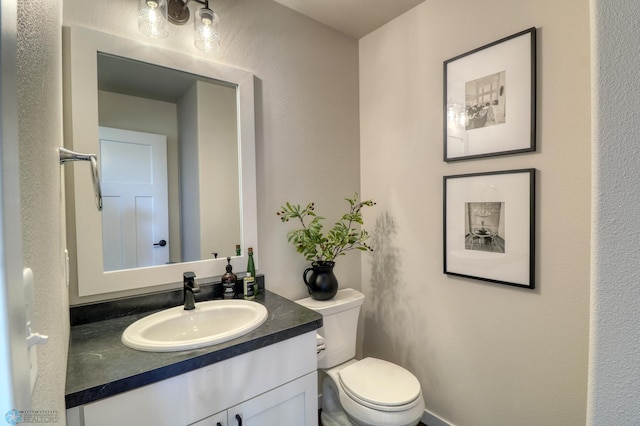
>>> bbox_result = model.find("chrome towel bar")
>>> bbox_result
[59,147,103,211]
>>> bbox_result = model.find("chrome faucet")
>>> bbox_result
[183,272,200,310]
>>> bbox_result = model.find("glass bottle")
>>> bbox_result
[247,247,256,295]
[247,247,256,277]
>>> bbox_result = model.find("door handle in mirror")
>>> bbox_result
[153,239,167,247]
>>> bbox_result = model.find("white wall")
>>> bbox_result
[196,81,240,260]
[360,1,591,424]
[17,0,68,419]
[1,0,32,412]
[178,80,240,261]
[63,0,361,301]
[178,83,202,262]
[588,0,640,423]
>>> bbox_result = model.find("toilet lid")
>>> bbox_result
[338,357,421,409]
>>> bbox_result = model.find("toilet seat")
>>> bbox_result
[323,359,425,426]
[338,357,422,412]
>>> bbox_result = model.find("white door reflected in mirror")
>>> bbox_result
[99,127,169,271]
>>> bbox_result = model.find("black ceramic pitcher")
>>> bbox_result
[303,261,338,300]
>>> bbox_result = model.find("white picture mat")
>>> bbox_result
[445,170,533,286]
[446,31,533,159]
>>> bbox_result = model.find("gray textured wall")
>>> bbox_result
[360,0,591,424]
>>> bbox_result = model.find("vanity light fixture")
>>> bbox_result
[138,0,169,39]
[138,0,220,52]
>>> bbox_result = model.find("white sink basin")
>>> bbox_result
[121,300,268,352]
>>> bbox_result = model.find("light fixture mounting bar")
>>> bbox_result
[167,0,189,24]
[167,0,210,25]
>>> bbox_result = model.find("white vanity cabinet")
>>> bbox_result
[191,372,315,426]
[67,332,317,426]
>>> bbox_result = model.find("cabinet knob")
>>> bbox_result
[235,414,242,426]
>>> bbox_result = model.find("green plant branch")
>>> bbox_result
[277,194,375,263]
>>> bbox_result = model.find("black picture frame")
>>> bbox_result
[443,169,535,289]
[444,27,536,162]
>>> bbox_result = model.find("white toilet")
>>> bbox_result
[296,288,425,426]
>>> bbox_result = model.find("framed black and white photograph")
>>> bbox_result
[443,169,535,289]
[444,27,536,161]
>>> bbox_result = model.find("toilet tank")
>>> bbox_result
[296,288,364,369]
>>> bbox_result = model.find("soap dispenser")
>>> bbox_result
[221,257,237,299]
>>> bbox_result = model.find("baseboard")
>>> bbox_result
[422,408,454,426]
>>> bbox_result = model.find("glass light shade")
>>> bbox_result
[194,8,220,53]
[138,0,169,39]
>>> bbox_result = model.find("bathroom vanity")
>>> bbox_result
[65,291,322,426]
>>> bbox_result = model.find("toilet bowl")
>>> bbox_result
[296,288,425,426]
[321,358,424,426]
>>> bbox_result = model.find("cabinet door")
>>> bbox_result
[188,410,227,426]
[228,372,316,426]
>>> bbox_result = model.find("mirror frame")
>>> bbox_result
[64,26,257,297]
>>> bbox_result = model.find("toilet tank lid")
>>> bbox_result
[296,288,364,315]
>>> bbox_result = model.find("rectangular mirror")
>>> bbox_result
[64,26,257,298]
[97,53,241,270]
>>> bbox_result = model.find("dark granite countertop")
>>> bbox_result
[65,290,322,408]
